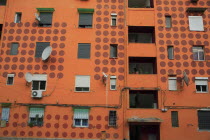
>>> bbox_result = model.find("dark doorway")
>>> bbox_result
[130,124,160,140]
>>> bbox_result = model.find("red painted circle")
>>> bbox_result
[71,132,76,137]
[63,123,68,129]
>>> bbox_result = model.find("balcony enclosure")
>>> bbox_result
[129,90,158,109]
[128,26,155,43]
[128,0,154,8]
[129,57,157,74]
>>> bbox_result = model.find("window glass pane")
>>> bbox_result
[165,16,171,28]
[32,81,39,90]
[40,81,46,90]
[10,43,19,55]
[196,85,201,92]
[202,85,207,92]
[171,111,179,127]
[75,119,81,126]
[82,119,88,126]
[35,42,50,58]
[110,44,118,58]
[167,46,174,59]
[0,0,6,5]
[7,77,13,85]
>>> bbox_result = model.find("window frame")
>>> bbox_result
[168,77,177,91]
[28,107,44,127]
[165,15,172,28]
[75,75,90,92]
[32,81,46,91]
[38,12,53,27]
[195,77,208,93]
[188,16,204,31]
[31,74,47,91]
[35,42,50,58]
[171,111,179,127]
[77,43,91,59]
[14,12,22,23]
[1,107,10,122]
[108,110,117,127]
[110,44,118,58]
[10,43,19,55]
[110,76,117,90]
[198,110,210,131]
[78,13,93,28]
[73,109,89,127]
[192,46,205,61]
[6,74,14,85]
[111,13,117,26]
[167,46,174,60]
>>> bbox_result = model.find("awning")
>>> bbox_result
[186,7,207,13]
[128,117,163,123]
[78,8,94,13]
[36,8,55,12]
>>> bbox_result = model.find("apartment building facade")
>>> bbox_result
[0,0,210,140]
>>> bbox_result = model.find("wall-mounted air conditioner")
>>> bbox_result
[31,90,43,98]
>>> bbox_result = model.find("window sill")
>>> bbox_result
[198,129,210,132]
[196,92,208,93]
[110,89,117,91]
[193,60,205,61]
[109,57,118,59]
[74,91,90,93]
[73,125,88,128]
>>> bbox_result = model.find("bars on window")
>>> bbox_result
[171,111,179,127]
[109,111,117,126]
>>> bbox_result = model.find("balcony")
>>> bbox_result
[127,9,154,26]
[128,26,155,44]
[128,43,156,57]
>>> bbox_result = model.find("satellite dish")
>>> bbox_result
[42,46,52,61]
[183,71,189,86]
[25,72,33,82]
[35,13,40,21]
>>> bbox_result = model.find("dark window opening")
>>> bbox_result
[110,44,118,58]
[0,0,7,5]
[0,24,2,39]
[14,13,22,23]
[129,90,158,109]
[130,124,160,140]
[129,57,157,74]
[171,111,179,127]
[128,26,155,43]
[75,87,90,91]
[198,111,210,130]
[39,12,53,27]
[35,42,50,58]
[7,76,14,85]
[128,0,154,8]
[79,13,93,28]
[32,81,46,90]
[109,111,117,126]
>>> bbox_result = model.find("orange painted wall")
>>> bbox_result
[0,0,126,139]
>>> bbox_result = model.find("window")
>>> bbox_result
[39,12,53,27]
[35,42,50,58]
[1,108,10,122]
[167,46,174,60]
[193,46,204,61]
[188,16,204,31]
[171,111,179,127]
[75,75,90,92]
[10,43,19,55]
[78,43,91,59]
[168,77,177,91]
[195,77,208,93]
[32,74,47,91]
[73,109,89,127]
[109,111,117,126]
[110,76,117,90]
[0,0,6,5]
[165,16,172,28]
[78,8,94,28]
[28,107,44,127]
[111,13,117,26]
[198,110,210,130]
[110,44,118,58]
[6,74,14,85]
[14,13,22,23]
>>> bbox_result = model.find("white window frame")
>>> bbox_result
[75,75,90,92]
[31,74,47,91]
[73,109,89,127]
[111,13,117,26]
[193,46,205,61]
[195,77,208,93]
[168,77,177,91]
[6,74,15,85]
[188,16,204,31]
[14,12,21,23]
[110,76,117,90]
[1,107,10,122]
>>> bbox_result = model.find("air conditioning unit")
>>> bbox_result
[31,90,43,98]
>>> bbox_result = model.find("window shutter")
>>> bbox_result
[198,111,210,130]
[79,13,93,26]
[35,42,50,58]
[74,109,89,119]
[39,12,53,25]
[171,111,179,127]
[1,108,10,121]
[188,16,204,31]
[75,76,90,88]
[168,77,177,90]
[10,43,19,55]
[29,108,44,118]
[168,46,174,59]
[78,43,91,58]
[195,80,207,85]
